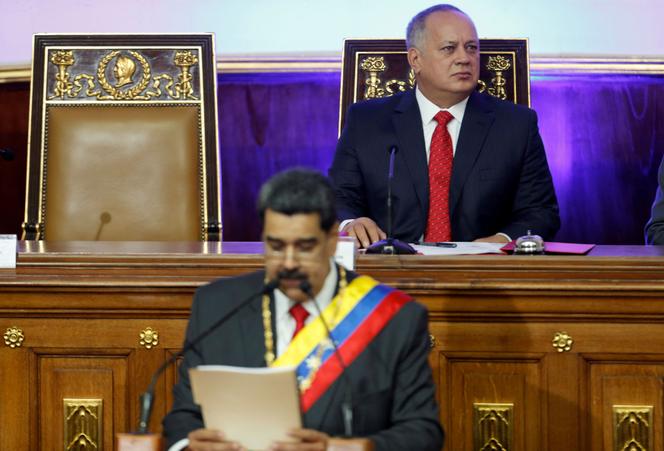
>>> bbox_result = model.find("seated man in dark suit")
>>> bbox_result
[645,155,664,244]
[329,4,560,248]
[162,169,444,450]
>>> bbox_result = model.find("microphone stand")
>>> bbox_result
[118,278,281,449]
[299,279,354,437]
[366,146,416,255]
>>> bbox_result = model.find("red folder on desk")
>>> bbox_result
[501,242,595,255]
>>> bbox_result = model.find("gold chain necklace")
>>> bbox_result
[263,265,347,366]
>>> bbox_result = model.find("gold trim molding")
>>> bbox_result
[64,398,102,450]
[5,56,664,83]
[613,405,652,451]
[474,402,513,451]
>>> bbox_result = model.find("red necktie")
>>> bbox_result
[425,110,454,242]
[289,303,310,339]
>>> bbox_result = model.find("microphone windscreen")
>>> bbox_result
[299,279,313,295]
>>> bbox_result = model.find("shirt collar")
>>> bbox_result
[416,86,469,126]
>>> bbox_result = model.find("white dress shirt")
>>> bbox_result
[274,261,337,356]
[339,88,469,233]
[415,86,469,161]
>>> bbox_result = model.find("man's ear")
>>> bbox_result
[407,47,421,74]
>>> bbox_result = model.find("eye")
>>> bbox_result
[296,242,316,253]
[441,45,455,53]
[465,44,479,53]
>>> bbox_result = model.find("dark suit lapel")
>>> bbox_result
[392,90,428,219]
[450,91,495,217]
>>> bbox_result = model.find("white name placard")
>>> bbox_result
[335,236,356,271]
[0,235,17,268]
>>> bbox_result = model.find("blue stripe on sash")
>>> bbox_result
[295,283,394,381]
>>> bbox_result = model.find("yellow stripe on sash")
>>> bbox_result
[272,275,378,368]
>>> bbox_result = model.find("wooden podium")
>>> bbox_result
[4,241,664,450]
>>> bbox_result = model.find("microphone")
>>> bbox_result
[366,145,416,255]
[299,277,354,437]
[0,148,15,161]
[135,277,281,434]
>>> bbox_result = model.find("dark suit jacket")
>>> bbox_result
[162,270,444,451]
[645,155,664,244]
[329,89,560,242]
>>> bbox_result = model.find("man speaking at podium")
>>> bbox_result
[329,4,560,248]
[162,169,443,450]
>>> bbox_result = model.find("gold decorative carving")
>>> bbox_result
[429,334,436,348]
[552,331,573,352]
[474,403,513,451]
[46,49,200,101]
[613,405,652,451]
[359,56,415,100]
[486,55,512,100]
[139,327,159,349]
[49,51,76,100]
[358,52,515,103]
[3,326,24,348]
[150,50,200,100]
[64,399,102,450]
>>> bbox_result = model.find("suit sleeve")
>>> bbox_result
[501,109,560,240]
[369,303,444,451]
[645,156,664,244]
[329,105,369,221]
[161,289,205,448]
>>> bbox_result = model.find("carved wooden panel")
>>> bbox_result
[3,244,664,449]
[441,357,542,451]
[589,362,664,451]
[0,341,30,450]
[39,356,128,450]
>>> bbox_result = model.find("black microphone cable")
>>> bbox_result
[136,277,281,434]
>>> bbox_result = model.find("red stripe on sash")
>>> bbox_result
[301,289,411,412]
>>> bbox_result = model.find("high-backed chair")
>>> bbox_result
[22,34,221,241]
[339,38,530,132]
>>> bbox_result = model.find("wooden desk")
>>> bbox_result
[2,242,664,450]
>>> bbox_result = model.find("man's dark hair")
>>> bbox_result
[406,4,468,50]
[258,168,338,232]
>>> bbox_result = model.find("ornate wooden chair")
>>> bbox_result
[338,38,530,131]
[22,34,221,241]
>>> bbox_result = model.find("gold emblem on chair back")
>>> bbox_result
[22,34,222,241]
[339,38,531,133]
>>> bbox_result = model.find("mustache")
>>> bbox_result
[277,269,308,281]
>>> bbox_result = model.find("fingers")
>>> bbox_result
[268,428,328,450]
[343,217,386,248]
[473,233,510,243]
[187,428,245,451]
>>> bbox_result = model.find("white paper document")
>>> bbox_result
[189,365,302,450]
[411,242,505,256]
[0,235,17,268]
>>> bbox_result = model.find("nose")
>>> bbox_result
[282,245,298,270]
[455,51,470,64]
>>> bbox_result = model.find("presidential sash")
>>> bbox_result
[271,275,412,412]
